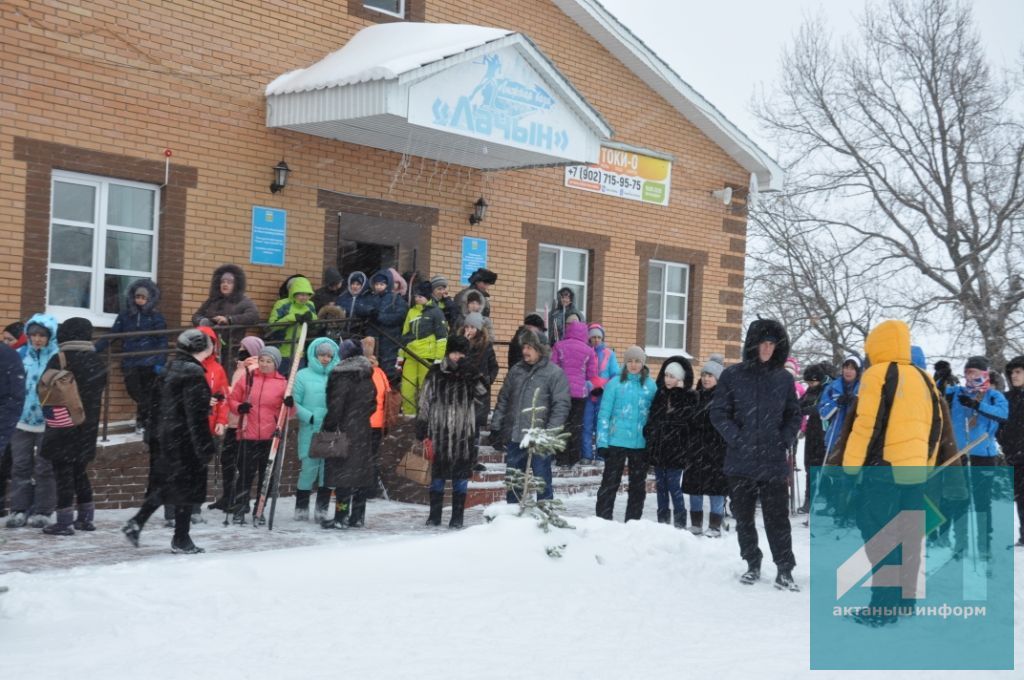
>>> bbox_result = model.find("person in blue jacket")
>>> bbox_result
[95,279,167,431]
[354,269,408,384]
[946,355,1008,559]
[595,345,657,522]
[582,323,619,463]
[819,355,862,456]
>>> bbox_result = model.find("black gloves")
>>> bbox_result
[237,402,253,415]
[283,395,294,408]
[957,393,978,410]
[590,387,604,398]
[296,312,312,324]
[212,392,225,402]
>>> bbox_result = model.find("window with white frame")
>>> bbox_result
[646,260,690,351]
[48,171,159,325]
[364,0,404,17]
[536,244,588,315]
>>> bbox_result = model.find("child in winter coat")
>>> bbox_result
[797,362,833,514]
[644,356,696,528]
[6,313,59,528]
[354,269,409,383]
[39,318,107,536]
[550,320,601,467]
[292,338,339,522]
[267,276,318,374]
[399,281,448,415]
[686,354,729,536]
[596,345,657,521]
[228,346,291,523]
[998,355,1024,547]
[336,271,368,319]
[95,279,167,432]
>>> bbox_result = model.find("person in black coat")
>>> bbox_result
[39,318,107,536]
[710,319,802,589]
[797,362,833,514]
[122,330,216,553]
[507,314,548,369]
[685,354,730,536]
[320,342,376,529]
[0,343,26,518]
[998,355,1024,546]
[644,355,696,528]
[416,335,487,528]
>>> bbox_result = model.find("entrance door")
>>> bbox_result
[336,212,425,281]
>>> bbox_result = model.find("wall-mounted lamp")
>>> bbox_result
[270,160,291,193]
[710,187,733,205]
[469,197,488,225]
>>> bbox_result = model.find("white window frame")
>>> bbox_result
[48,170,160,327]
[363,0,405,18]
[536,244,588,316]
[645,259,690,357]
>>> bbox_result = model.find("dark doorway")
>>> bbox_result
[336,212,425,279]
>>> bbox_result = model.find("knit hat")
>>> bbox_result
[414,281,433,299]
[338,339,362,360]
[663,362,685,381]
[239,336,264,359]
[259,346,282,369]
[588,323,605,340]
[430,275,448,290]
[700,353,725,380]
[518,329,546,354]
[624,345,646,363]
[802,362,829,384]
[3,322,23,338]
[524,313,546,331]
[463,312,484,330]
[965,355,990,372]
[1005,355,1024,377]
[934,360,952,374]
[177,328,209,354]
[447,335,470,356]
[842,355,862,370]
[323,267,343,287]
[57,317,93,344]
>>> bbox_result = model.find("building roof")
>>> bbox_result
[554,0,784,191]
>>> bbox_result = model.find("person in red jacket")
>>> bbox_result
[227,345,291,524]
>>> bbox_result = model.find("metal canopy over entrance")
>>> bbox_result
[266,23,612,170]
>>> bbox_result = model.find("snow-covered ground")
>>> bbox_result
[1,495,1020,679]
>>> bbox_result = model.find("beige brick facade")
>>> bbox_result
[1,0,751,365]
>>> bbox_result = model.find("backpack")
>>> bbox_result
[36,352,85,428]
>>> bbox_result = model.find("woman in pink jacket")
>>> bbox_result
[551,321,603,468]
[227,345,291,524]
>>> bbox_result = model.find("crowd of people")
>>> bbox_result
[1,265,1023,592]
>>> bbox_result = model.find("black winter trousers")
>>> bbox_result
[855,476,925,609]
[216,428,239,503]
[729,476,795,571]
[0,444,10,513]
[596,446,648,521]
[233,439,271,511]
[1013,461,1024,541]
[124,366,157,425]
[53,457,92,509]
[556,398,586,467]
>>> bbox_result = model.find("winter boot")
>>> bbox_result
[42,508,75,536]
[313,487,331,523]
[673,510,687,529]
[774,569,799,592]
[171,505,204,553]
[294,489,311,521]
[348,497,366,528]
[740,561,761,585]
[689,511,704,535]
[190,508,206,524]
[208,497,227,511]
[449,492,466,529]
[656,508,671,524]
[705,513,724,538]
[321,499,349,529]
[171,535,206,554]
[426,491,443,527]
[27,513,52,528]
[122,519,142,547]
[73,502,96,531]
[5,511,26,528]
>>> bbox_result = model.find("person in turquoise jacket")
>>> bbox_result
[595,345,656,522]
[945,355,1008,559]
[267,276,318,374]
[291,337,339,522]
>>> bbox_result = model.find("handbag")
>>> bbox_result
[396,440,432,485]
[309,429,349,459]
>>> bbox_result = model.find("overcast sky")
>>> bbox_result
[599,0,1023,157]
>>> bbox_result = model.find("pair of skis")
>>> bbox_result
[253,322,308,530]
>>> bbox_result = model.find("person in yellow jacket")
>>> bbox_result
[399,281,448,415]
[841,319,943,628]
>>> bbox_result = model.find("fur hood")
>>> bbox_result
[207,264,249,303]
[742,318,790,370]
[125,278,160,314]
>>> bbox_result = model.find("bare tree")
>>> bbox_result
[746,192,887,367]
[756,0,1024,371]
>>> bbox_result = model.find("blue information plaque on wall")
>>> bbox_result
[460,237,488,285]
[251,206,286,267]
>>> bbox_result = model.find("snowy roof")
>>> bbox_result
[553,0,784,191]
[266,24,513,95]
[265,24,611,170]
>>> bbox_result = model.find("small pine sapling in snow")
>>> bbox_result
[503,387,574,533]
